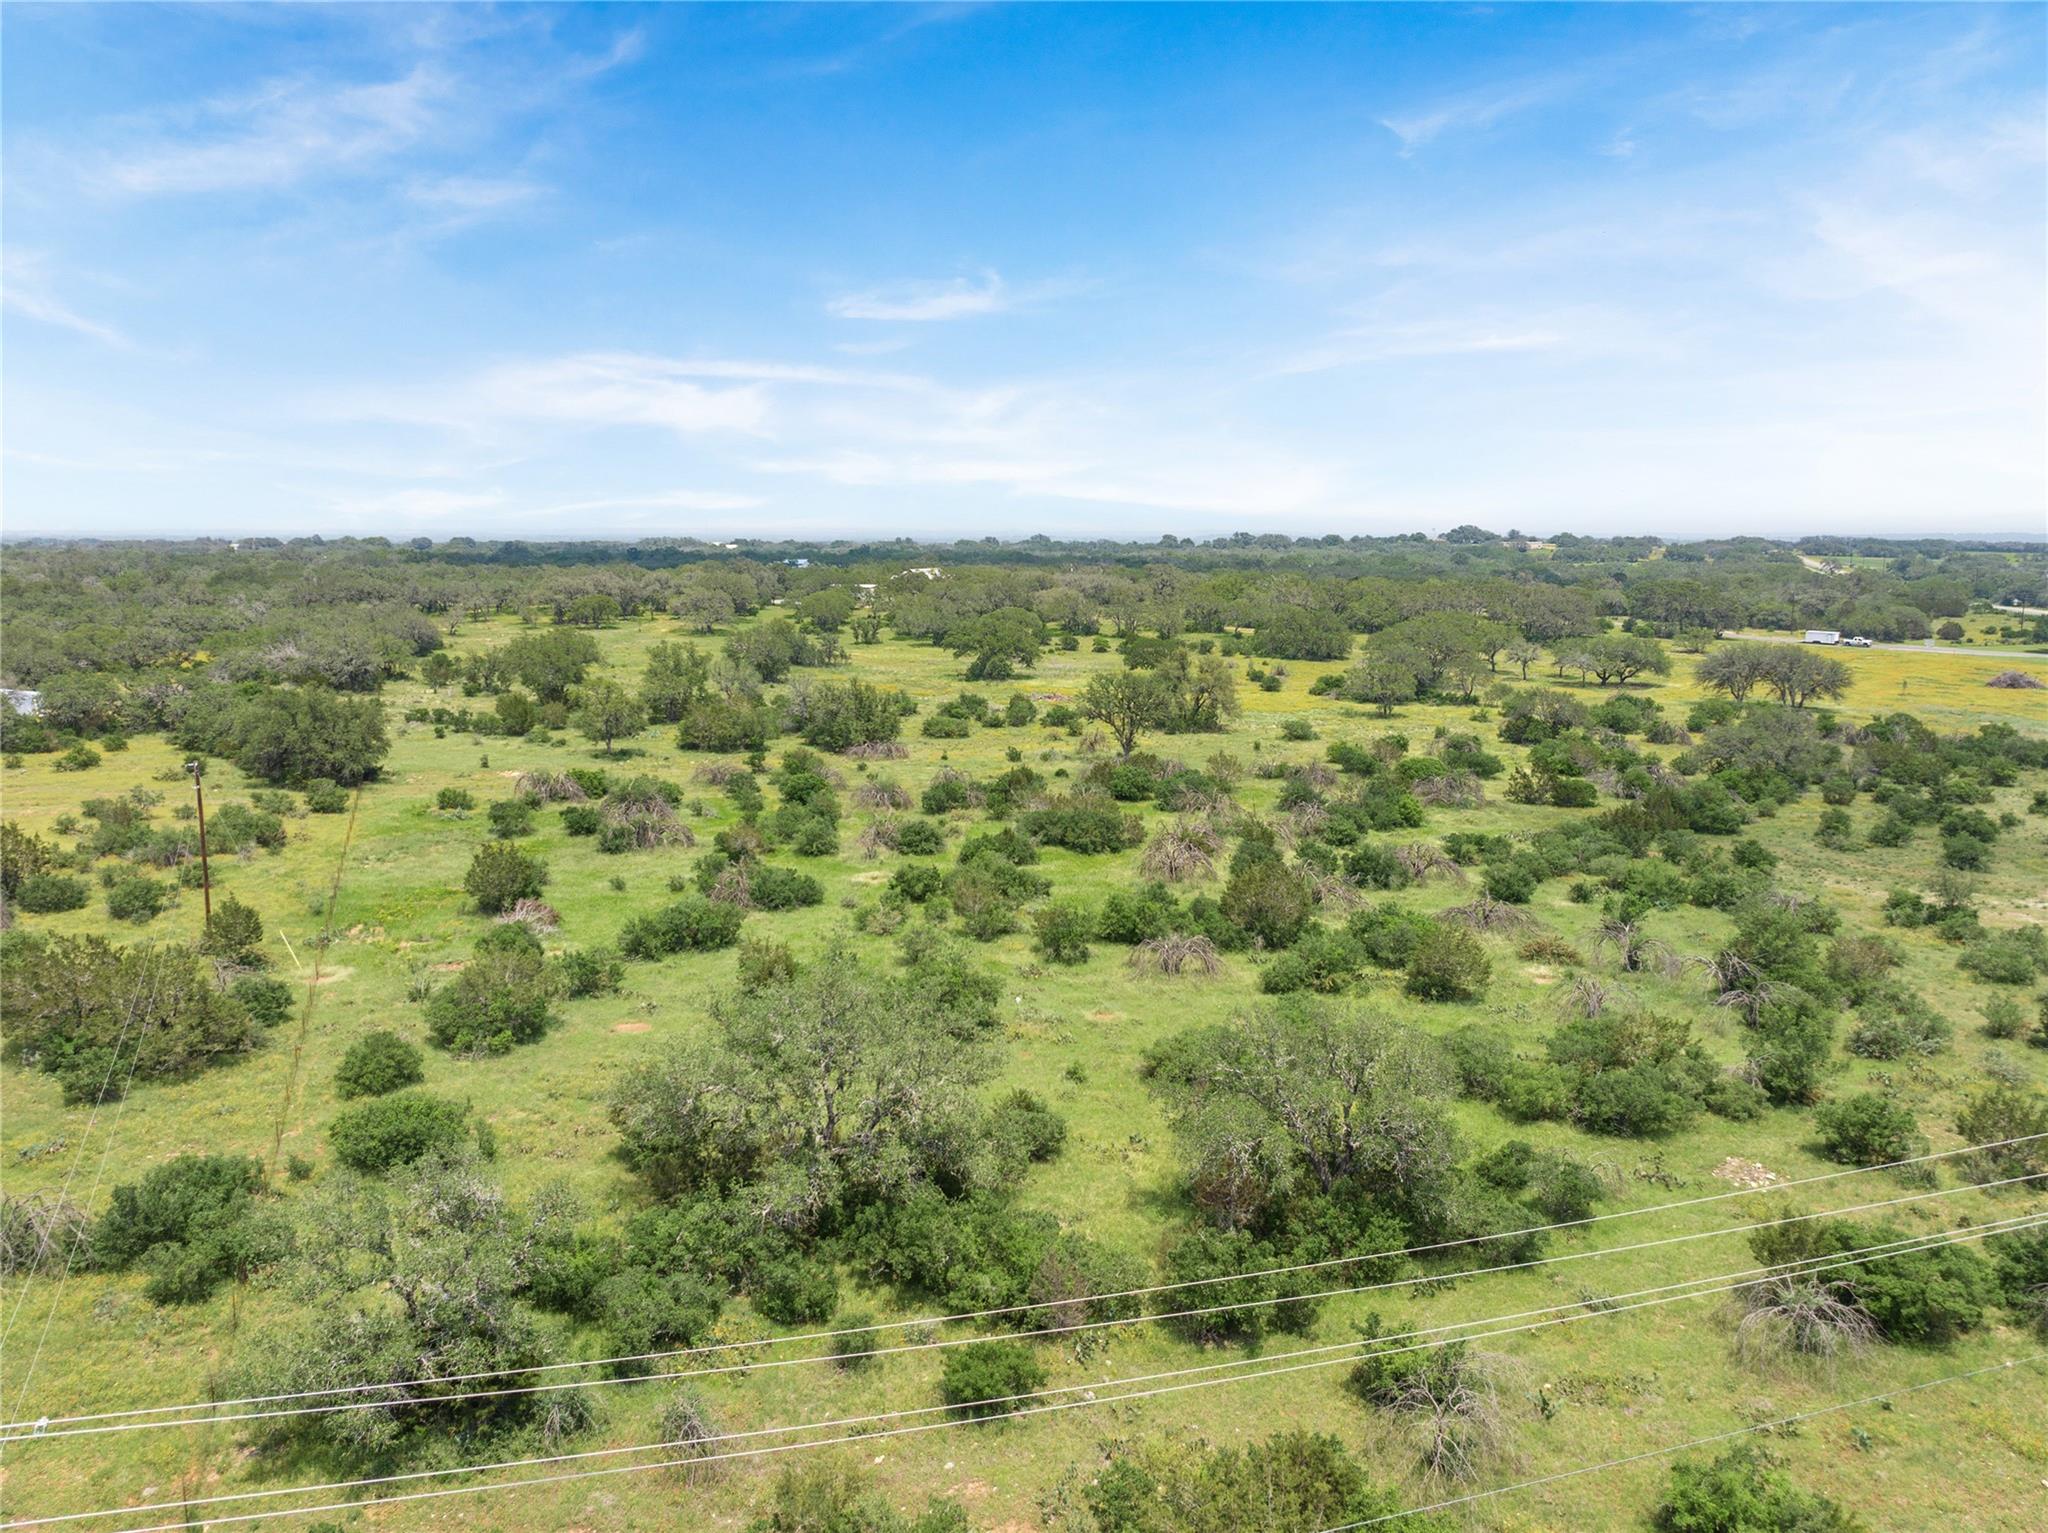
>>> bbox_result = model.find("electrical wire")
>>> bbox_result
[12,1135,2041,1438]
[1304,1352,2047,1531]
[3,946,179,1422]
[15,1213,2039,1532]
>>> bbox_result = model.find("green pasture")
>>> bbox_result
[2,618,2044,1529]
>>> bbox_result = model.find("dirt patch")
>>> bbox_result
[850,871,889,885]
[610,1021,652,1034]
[1713,1156,1780,1190]
[498,770,525,779]
[309,966,353,986]
[1522,964,1558,985]
[431,961,466,973]
[1087,1009,1123,1022]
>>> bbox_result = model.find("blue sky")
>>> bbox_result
[3,2,2042,541]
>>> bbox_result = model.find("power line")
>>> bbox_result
[1306,1353,2047,1532]
[265,782,361,1178]
[4,946,179,1422]
[17,1214,2040,1531]
[53,1218,2048,1533]
[0,949,167,1355]
[14,1142,2042,1439]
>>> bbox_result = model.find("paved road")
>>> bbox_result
[1729,633,2048,661]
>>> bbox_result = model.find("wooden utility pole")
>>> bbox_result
[189,759,212,925]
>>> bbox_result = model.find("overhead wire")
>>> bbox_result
[14,1211,2041,1532]
[1303,1352,2047,1531]
[11,1139,2042,1440]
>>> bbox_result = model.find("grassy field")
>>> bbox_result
[3,620,2045,1531]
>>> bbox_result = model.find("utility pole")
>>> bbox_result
[188,759,212,926]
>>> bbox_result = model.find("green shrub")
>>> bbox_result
[830,1312,880,1369]
[436,787,475,811]
[617,896,744,959]
[1814,1093,1926,1168]
[1654,1445,1866,1533]
[752,1256,840,1325]
[561,804,601,835]
[1032,901,1093,965]
[749,865,824,911]
[1020,796,1144,855]
[553,946,624,998]
[1220,858,1313,949]
[327,1091,470,1172]
[1348,902,1435,968]
[424,929,556,1053]
[895,818,945,856]
[230,974,295,1027]
[94,1154,265,1270]
[596,1267,723,1357]
[105,877,169,923]
[939,1340,1046,1418]
[1097,886,1178,944]
[487,799,535,839]
[1403,924,1491,1002]
[988,1089,1068,1173]
[94,1154,288,1305]
[463,841,548,915]
[1955,1086,2048,1182]
[890,863,945,903]
[1260,930,1365,995]
[14,873,88,913]
[1958,929,2048,986]
[303,778,349,814]
[334,1031,425,1099]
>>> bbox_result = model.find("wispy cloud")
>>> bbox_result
[332,351,926,443]
[526,488,764,516]
[828,270,1013,322]
[1,248,132,348]
[329,486,505,519]
[1378,74,1579,154]
[95,65,450,195]
[403,174,545,212]
[1272,317,1569,376]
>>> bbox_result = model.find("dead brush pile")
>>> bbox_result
[496,898,561,934]
[516,771,588,803]
[1140,818,1222,882]
[1128,933,1224,977]
[853,777,914,811]
[601,779,695,850]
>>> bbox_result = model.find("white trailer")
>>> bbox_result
[1803,630,1841,645]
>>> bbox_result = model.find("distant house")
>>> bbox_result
[900,566,943,580]
[783,557,811,569]
[2,688,41,717]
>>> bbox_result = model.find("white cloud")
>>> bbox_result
[404,174,544,211]
[525,489,764,516]
[1273,320,1567,376]
[1378,75,1579,154]
[828,270,1011,322]
[330,486,505,519]
[97,66,450,195]
[0,248,131,348]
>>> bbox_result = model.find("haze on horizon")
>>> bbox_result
[2,2,2043,544]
